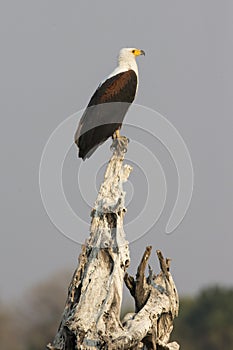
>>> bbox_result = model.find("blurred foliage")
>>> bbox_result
[0,270,71,350]
[171,286,233,349]
[0,272,232,350]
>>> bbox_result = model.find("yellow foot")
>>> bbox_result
[113,129,120,139]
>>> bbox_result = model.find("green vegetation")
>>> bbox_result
[0,273,232,349]
[172,286,233,349]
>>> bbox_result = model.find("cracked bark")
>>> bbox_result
[47,138,180,350]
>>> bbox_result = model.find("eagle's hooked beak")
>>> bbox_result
[133,49,145,56]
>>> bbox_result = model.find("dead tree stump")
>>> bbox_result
[47,138,180,350]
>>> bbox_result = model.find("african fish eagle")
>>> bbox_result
[74,48,145,160]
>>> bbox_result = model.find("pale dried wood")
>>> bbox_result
[47,138,179,350]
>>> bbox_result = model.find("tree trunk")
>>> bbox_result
[47,138,180,350]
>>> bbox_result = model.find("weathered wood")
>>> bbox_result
[47,138,179,350]
[122,248,179,350]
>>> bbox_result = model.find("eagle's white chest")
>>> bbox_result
[108,61,138,78]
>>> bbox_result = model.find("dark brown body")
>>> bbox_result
[75,70,137,159]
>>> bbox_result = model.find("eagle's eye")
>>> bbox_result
[132,50,135,54]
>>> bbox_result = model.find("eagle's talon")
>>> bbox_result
[110,136,129,155]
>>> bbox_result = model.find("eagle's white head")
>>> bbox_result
[112,47,145,78]
[118,48,145,59]
[118,48,145,70]
[107,47,145,80]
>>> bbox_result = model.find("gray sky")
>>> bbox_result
[0,0,232,300]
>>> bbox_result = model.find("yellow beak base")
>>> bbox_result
[133,49,145,56]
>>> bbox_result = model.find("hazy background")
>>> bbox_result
[0,0,232,304]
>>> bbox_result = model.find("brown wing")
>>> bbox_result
[75,70,137,160]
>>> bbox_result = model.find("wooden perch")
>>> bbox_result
[47,138,179,350]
